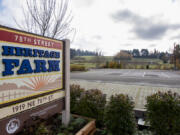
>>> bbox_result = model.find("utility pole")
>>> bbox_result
[174,43,177,70]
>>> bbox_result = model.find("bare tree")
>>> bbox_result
[173,43,180,69]
[93,49,105,68]
[14,0,75,40]
[114,50,132,61]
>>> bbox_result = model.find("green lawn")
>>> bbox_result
[71,56,113,69]
[71,56,174,70]
[71,63,96,69]
[74,56,162,63]
[73,56,113,62]
[131,58,163,64]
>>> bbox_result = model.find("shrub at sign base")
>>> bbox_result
[70,85,106,127]
[70,84,85,113]
[146,91,180,135]
[105,94,136,135]
[76,89,106,127]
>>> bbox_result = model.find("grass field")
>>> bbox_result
[73,56,113,61]
[72,56,163,63]
[131,58,163,63]
[71,56,174,70]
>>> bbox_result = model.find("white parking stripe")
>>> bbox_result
[143,72,146,77]
[121,70,131,76]
[161,72,170,78]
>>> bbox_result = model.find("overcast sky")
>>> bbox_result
[0,0,180,55]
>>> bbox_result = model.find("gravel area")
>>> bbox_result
[71,80,180,110]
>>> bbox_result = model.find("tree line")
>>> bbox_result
[70,48,97,59]
[123,49,171,59]
[114,49,171,63]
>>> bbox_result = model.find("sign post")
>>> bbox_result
[62,39,70,126]
[0,25,69,135]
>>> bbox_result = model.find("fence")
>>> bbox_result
[0,90,33,102]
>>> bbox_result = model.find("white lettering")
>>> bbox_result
[14,35,18,41]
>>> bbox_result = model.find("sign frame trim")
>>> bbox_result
[0,25,65,109]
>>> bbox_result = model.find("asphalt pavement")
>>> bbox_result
[71,69,180,88]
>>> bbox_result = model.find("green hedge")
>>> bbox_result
[146,91,180,135]
[70,64,86,72]
[71,85,180,135]
[103,61,122,69]
[105,94,137,135]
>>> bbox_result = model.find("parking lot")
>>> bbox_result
[71,69,180,88]
[71,69,180,109]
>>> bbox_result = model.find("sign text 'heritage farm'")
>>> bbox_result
[2,46,60,76]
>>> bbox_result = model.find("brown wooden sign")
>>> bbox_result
[0,26,69,135]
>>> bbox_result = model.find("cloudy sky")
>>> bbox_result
[0,0,180,55]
